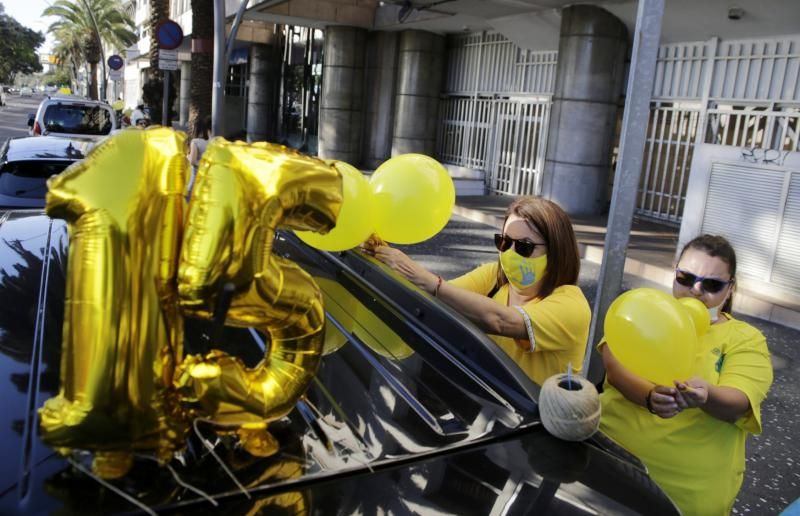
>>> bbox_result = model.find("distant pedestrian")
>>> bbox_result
[599,234,773,515]
[187,115,212,196]
[366,196,591,385]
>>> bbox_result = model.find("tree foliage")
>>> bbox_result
[0,3,45,83]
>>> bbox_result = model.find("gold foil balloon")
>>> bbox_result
[604,288,696,386]
[295,160,374,251]
[39,128,188,477]
[176,139,342,456]
[370,154,455,244]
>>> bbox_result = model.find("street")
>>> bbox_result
[0,93,42,142]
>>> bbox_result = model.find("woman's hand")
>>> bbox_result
[649,385,682,418]
[674,377,710,410]
[372,245,439,294]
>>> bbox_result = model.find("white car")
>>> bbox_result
[19,87,33,97]
[28,95,116,138]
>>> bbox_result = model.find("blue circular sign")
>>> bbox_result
[107,55,124,70]
[155,20,184,50]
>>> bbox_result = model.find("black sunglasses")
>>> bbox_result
[494,233,545,258]
[674,269,732,294]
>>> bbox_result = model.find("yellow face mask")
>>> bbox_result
[500,248,547,290]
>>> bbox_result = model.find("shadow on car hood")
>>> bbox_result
[0,211,679,515]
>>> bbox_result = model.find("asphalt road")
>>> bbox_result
[402,215,800,515]
[0,93,41,142]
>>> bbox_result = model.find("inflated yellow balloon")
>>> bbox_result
[370,154,455,244]
[678,297,710,336]
[176,138,342,456]
[295,161,374,251]
[604,288,696,386]
[40,127,189,477]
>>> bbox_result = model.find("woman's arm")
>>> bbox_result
[188,141,198,166]
[601,344,681,418]
[673,379,750,423]
[373,246,528,340]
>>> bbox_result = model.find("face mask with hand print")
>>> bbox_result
[499,248,547,290]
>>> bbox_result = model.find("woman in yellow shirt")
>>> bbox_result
[368,196,591,385]
[599,234,773,515]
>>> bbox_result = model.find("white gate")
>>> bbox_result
[438,33,556,196]
[639,36,800,223]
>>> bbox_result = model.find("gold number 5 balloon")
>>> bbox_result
[176,139,342,456]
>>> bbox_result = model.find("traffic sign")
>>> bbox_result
[109,69,123,81]
[158,49,179,71]
[107,54,124,70]
[155,20,184,50]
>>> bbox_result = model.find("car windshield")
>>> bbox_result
[43,104,112,135]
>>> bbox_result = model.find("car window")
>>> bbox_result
[0,160,74,198]
[43,104,112,135]
[0,160,75,178]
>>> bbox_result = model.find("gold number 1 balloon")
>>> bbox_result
[39,128,188,478]
[175,139,342,456]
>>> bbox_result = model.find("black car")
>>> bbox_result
[0,136,93,208]
[0,213,679,515]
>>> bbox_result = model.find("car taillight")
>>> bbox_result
[33,121,42,136]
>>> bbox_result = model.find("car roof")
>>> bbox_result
[41,95,112,107]
[1,135,95,163]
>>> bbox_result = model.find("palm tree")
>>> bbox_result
[52,27,85,93]
[44,0,136,100]
[188,0,213,137]
[148,0,169,77]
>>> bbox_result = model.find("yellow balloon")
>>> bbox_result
[604,288,696,386]
[295,161,374,251]
[370,154,455,244]
[678,297,710,336]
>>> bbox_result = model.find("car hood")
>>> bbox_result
[0,211,678,515]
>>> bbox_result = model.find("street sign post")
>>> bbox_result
[155,20,184,126]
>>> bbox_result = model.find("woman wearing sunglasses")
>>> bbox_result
[369,196,590,385]
[599,234,773,515]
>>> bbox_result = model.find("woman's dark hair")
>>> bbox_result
[193,115,212,140]
[678,234,737,313]
[496,196,580,299]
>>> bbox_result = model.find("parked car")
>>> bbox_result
[0,135,92,208]
[27,95,116,138]
[19,87,33,97]
[0,214,681,514]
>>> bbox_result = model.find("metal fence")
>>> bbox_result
[640,35,800,223]
[439,33,556,196]
[439,32,800,219]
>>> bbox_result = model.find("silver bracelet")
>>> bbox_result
[513,306,536,353]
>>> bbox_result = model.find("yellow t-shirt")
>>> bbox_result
[450,262,591,385]
[599,314,773,515]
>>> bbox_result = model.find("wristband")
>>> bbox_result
[645,389,657,414]
[433,275,443,297]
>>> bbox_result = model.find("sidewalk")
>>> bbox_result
[453,194,800,331]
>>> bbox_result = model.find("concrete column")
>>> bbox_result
[179,61,191,127]
[247,42,279,143]
[362,31,398,169]
[541,5,628,215]
[318,26,366,164]
[391,30,445,156]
